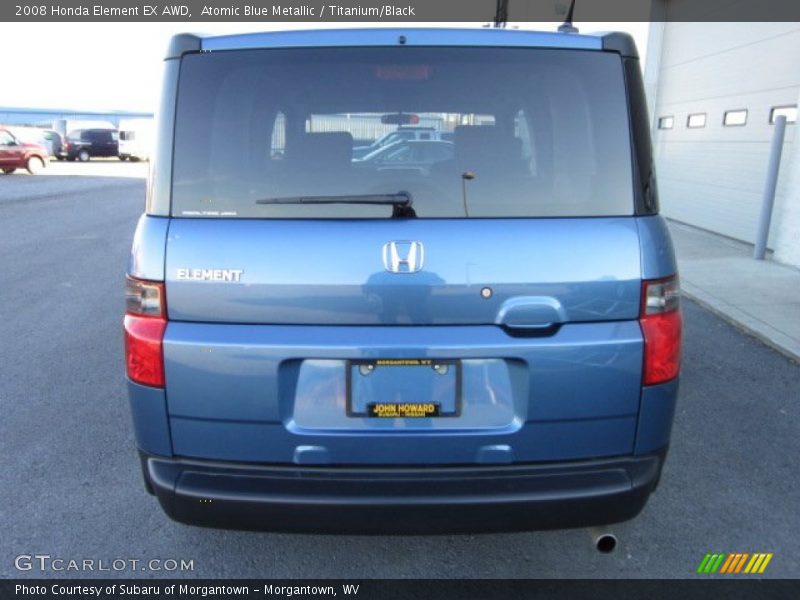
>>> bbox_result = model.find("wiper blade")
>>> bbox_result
[256,191,414,217]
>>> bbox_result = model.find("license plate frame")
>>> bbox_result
[346,359,461,418]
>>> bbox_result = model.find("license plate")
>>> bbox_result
[346,359,461,418]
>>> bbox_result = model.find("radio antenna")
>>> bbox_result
[558,0,579,33]
[494,0,509,28]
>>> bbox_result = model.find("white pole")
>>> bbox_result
[754,115,787,260]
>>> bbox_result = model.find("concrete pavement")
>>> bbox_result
[668,219,800,362]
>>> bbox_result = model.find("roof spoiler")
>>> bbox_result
[599,32,639,59]
[165,33,201,60]
[163,30,638,60]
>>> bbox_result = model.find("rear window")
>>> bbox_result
[172,47,633,218]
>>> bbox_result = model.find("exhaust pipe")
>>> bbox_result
[589,527,617,553]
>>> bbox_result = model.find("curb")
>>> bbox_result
[681,282,800,364]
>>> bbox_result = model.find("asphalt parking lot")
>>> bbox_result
[1,162,798,579]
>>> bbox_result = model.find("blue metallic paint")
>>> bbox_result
[126,198,680,469]
[636,215,678,280]
[164,218,643,325]
[635,379,679,455]
[163,322,642,420]
[161,320,642,464]
[127,380,172,457]
[168,417,637,465]
[128,215,169,281]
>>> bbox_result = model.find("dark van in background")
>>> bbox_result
[64,128,119,161]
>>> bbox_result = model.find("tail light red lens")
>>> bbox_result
[640,275,682,385]
[124,276,166,388]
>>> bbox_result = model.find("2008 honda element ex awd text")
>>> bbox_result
[124,28,681,533]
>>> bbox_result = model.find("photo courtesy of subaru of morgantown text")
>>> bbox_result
[123,26,681,534]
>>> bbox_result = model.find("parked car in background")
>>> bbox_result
[353,139,454,174]
[64,128,119,161]
[41,130,67,160]
[118,118,154,161]
[3,126,59,160]
[352,127,453,159]
[0,127,49,174]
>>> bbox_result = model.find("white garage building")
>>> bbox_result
[644,20,800,268]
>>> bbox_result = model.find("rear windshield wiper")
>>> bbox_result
[255,191,415,218]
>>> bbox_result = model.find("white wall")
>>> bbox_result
[649,22,800,265]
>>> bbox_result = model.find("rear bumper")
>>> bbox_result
[141,450,666,533]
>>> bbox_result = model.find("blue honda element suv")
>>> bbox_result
[124,28,681,533]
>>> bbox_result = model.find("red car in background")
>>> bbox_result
[0,127,49,174]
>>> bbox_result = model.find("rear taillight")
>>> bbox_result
[640,275,682,386]
[124,276,166,387]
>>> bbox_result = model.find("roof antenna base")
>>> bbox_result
[493,0,508,28]
[557,0,579,34]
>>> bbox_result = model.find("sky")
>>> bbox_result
[0,22,649,113]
